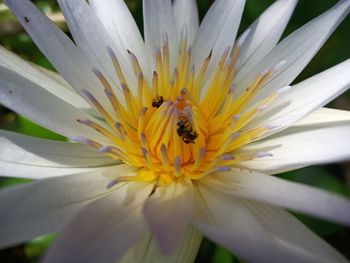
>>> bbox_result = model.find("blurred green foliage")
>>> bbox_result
[0,0,349,262]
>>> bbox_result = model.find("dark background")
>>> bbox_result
[0,0,349,262]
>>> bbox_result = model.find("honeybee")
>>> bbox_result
[152,96,164,108]
[177,115,198,144]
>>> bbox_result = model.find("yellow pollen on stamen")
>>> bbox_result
[76,36,281,188]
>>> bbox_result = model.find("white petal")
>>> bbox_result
[0,168,121,248]
[202,170,350,226]
[89,0,147,73]
[43,183,151,263]
[294,107,350,127]
[143,179,194,254]
[143,0,179,71]
[0,46,89,110]
[0,66,111,142]
[192,0,245,71]
[0,130,117,179]
[31,63,72,91]
[240,118,350,174]
[119,226,202,263]
[193,184,312,263]
[5,0,113,108]
[238,0,298,77]
[248,59,350,133]
[242,202,348,263]
[173,0,199,45]
[236,0,350,101]
[57,0,136,93]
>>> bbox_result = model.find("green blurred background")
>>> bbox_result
[0,0,349,262]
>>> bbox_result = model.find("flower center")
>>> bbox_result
[73,33,286,187]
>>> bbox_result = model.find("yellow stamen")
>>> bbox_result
[107,47,127,84]
[77,38,280,187]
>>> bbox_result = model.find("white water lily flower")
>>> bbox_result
[1,0,350,262]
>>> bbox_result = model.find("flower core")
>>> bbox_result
[76,34,284,187]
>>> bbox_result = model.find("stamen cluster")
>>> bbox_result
[74,33,285,186]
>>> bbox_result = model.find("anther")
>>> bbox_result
[160,144,171,168]
[106,178,120,189]
[115,122,126,139]
[152,71,159,96]
[140,132,147,146]
[99,145,113,153]
[221,154,235,161]
[201,166,231,177]
[192,147,206,171]
[141,147,154,169]
[187,46,192,56]
[127,49,143,75]
[104,88,113,99]
[99,145,132,161]
[82,89,96,103]
[77,118,92,126]
[233,115,241,122]
[254,152,273,158]
[92,68,103,78]
[174,156,182,177]
[107,46,127,84]
[69,136,101,148]
[216,166,231,172]
[233,132,240,140]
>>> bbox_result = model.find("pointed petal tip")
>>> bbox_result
[237,28,251,46]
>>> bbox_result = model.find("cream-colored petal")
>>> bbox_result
[89,0,147,74]
[246,59,350,134]
[236,0,350,101]
[0,130,117,179]
[242,201,348,263]
[202,170,350,226]
[294,107,350,127]
[143,179,194,254]
[57,0,136,94]
[0,67,111,143]
[119,226,202,263]
[193,184,309,262]
[0,46,89,110]
[173,0,199,45]
[238,0,298,77]
[5,0,112,108]
[143,0,179,72]
[0,167,128,248]
[240,111,350,174]
[192,0,245,73]
[43,183,151,263]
